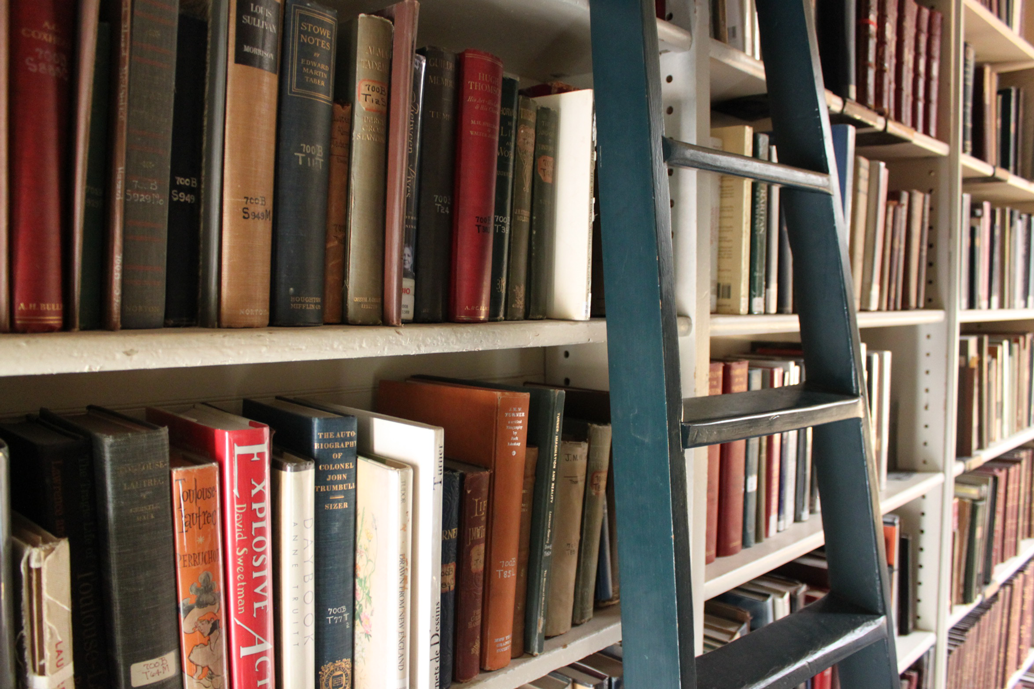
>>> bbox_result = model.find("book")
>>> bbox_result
[414,46,458,323]
[165,12,207,327]
[705,361,723,563]
[857,0,878,108]
[490,76,521,321]
[0,0,8,333]
[815,0,855,100]
[527,105,558,320]
[861,160,889,311]
[144,405,274,688]
[533,89,596,321]
[9,0,75,332]
[849,155,870,310]
[544,439,589,637]
[743,367,762,547]
[512,446,539,656]
[377,0,419,327]
[240,398,357,687]
[355,455,413,688]
[749,132,770,314]
[926,8,942,137]
[377,379,529,670]
[450,49,504,322]
[0,441,12,688]
[764,145,780,314]
[712,125,753,315]
[270,0,337,326]
[875,0,898,117]
[571,421,612,626]
[777,200,793,314]
[11,514,73,689]
[894,0,917,127]
[445,461,490,682]
[169,451,228,689]
[323,102,351,324]
[402,55,427,323]
[270,447,315,688]
[111,0,180,329]
[41,408,180,689]
[440,469,461,688]
[507,96,537,320]
[219,0,281,327]
[912,5,929,134]
[717,360,748,556]
[338,14,392,325]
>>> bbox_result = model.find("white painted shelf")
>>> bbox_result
[897,631,938,674]
[708,310,946,337]
[962,0,1034,66]
[464,605,621,689]
[959,308,1034,323]
[1007,648,1034,689]
[948,539,1034,629]
[956,425,1034,476]
[704,471,943,599]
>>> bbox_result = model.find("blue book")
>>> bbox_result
[713,588,775,630]
[440,469,460,689]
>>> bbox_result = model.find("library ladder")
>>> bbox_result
[588,0,899,687]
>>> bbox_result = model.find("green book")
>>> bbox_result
[527,106,558,320]
[489,76,519,321]
[506,96,537,320]
[568,419,612,626]
[749,132,770,315]
[80,23,111,330]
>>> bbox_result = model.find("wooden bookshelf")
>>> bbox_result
[959,308,1034,322]
[962,0,1034,66]
[708,310,946,337]
[955,425,1034,475]
[948,539,1034,628]
[1007,649,1034,689]
[898,631,938,674]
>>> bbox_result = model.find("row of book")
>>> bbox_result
[960,198,1034,311]
[3,0,600,334]
[962,46,1034,177]
[950,447,1034,606]
[519,648,625,689]
[957,333,1034,457]
[705,342,892,562]
[710,0,944,137]
[0,378,620,689]
[947,562,1034,689]
[972,0,1026,33]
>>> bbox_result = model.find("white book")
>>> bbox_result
[710,136,724,313]
[877,350,892,491]
[533,90,595,321]
[355,456,412,689]
[861,161,889,311]
[299,401,443,689]
[271,447,315,689]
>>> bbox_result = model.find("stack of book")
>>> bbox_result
[706,341,891,562]
[960,197,1034,311]
[0,378,620,689]
[962,46,1034,176]
[519,648,624,689]
[948,562,1034,689]
[1,0,600,334]
[957,334,1034,456]
[951,448,1034,606]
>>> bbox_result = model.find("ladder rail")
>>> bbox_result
[663,137,832,193]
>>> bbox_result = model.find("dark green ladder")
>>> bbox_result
[589,0,899,687]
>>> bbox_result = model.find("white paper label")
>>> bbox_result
[130,650,178,687]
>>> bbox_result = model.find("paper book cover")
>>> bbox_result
[543,439,588,637]
[711,125,753,315]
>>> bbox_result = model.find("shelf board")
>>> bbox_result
[708,309,946,337]
[962,153,997,178]
[704,471,942,599]
[963,0,1034,66]
[464,605,621,689]
[959,308,1034,322]
[962,163,1034,205]
[896,630,937,674]
[1008,648,1034,689]
[855,125,951,160]
[957,425,1034,474]
[949,538,1034,628]
[708,38,767,101]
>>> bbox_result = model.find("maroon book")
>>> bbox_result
[717,360,748,557]
[912,5,929,132]
[9,0,75,332]
[875,0,898,117]
[705,362,723,564]
[449,49,503,323]
[926,8,943,137]
[856,0,879,109]
[447,460,491,682]
[894,0,917,127]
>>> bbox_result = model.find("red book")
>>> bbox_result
[717,360,748,557]
[926,8,942,137]
[9,0,75,332]
[856,0,879,109]
[894,0,917,127]
[760,366,784,539]
[874,0,897,117]
[912,5,929,132]
[705,362,723,564]
[449,49,503,323]
[146,405,275,689]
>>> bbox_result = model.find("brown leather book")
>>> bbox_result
[219,0,281,327]
[717,360,748,557]
[856,0,878,109]
[874,0,897,116]
[705,361,723,564]
[511,446,538,658]
[323,103,351,324]
[912,5,928,134]
[0,0,8,333]
[377,380,530,671]
[543,439,588,638]
[894,0,917,127]
[375,0,419,326]
[926,8,942,137]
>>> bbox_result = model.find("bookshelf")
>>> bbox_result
[1008,649,1034,688]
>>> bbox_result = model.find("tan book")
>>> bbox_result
[12,514,73,689]
[543,439,589,637]
[571,421,612,626]
[219,0,281,327]
[860,160,889,311]
[849,155,870,310]
[711,125,753,315]
[339,14,393,324]
[323,103,352,324]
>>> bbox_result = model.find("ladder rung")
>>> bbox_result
[662,137,831,193]
[695,595,888,689]
[681,384,863,448]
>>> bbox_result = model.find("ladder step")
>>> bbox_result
[681,384,863,448]
[695,595,888,689]
[662,137,831,193]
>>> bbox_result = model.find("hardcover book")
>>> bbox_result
[440,468,461,688]
[717,360,748,556]
[512,446,539,655]
[712,125,753,315]
[402,55,427,322]
[507,96,538,320]
[490,76,521,321]
[0,441,12,688]
[544,439,589,637]
[705,362,723,563]
[749,132,770,315]
[571,421,612,626]
[0,0,8,333]
[526,105,558,320]
[324,102,352,323]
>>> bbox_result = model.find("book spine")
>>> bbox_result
[543,440,588,638]
[272,458,315,687]
[219,0,280,327]
[926,9,942,137]
[894,0,916,127]
[81,23,112,331]
[777,206,793,314]
[816,0,855,100]
[414,47,458,323]
[506,97,537,320]
[717,362,748,556]
[270,0,336,326]
[449,50,504,322]
[489,76,520,321]
[170,462,229,689]
[0,443,11,689]
[454,470,489,682]
[439,470,460,689]
[857,0,878,108]
[874,0,897,116]
[9,0,75,333]
[341,14,392,325]
[527,106,558,320]
[912,5,928,135]
[165,13,207,327]
[705,363,723,563]
[511,447,538,657]
[572,425,612,625]
[749,133,769,314]
[323,102,351,323]
[118,0,179,329]
[402,55,427,322]
[764,146,780,314]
